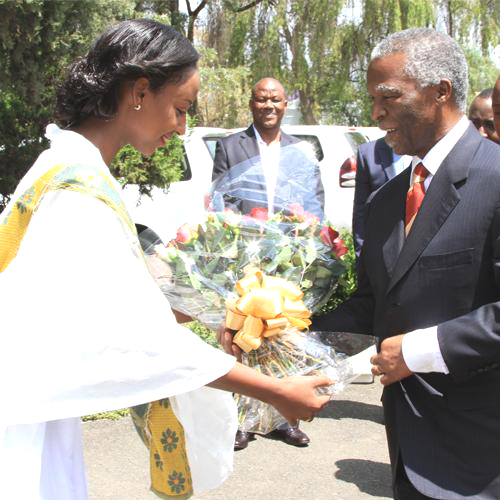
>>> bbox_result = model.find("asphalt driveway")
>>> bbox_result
[83,381,392,500]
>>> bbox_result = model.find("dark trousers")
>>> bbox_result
[393,453,434,500]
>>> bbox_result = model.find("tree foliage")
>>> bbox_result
[0,0,187,209]
[197,47,252,127]
[199,0,498,126]
[0,0,136,208]
[0,0,498,208]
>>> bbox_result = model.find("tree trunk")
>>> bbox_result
[298,89,318,125]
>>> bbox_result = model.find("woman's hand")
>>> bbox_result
[209,364,332,423]
[271,375,332,424]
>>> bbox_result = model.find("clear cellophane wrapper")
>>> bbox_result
[235,330,356,434]
[145,151,368,433]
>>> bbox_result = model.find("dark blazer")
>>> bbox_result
[314,124,500,498]
[353,138,398,256]
[211,126,325,218]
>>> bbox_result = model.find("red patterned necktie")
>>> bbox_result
[405,163,429,236]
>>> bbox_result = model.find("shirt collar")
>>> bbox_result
[411,115,469,176]
[253,125,281,147]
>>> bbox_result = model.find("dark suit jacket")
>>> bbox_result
[211,125,325,218]
[314,124,500,498]
[353,138,397,256]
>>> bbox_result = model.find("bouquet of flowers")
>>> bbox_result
[147,145,359,433]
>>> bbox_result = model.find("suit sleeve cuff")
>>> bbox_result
[402,327,449,374]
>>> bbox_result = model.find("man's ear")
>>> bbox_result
[436,79,453,105]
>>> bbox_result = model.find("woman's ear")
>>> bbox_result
[131,77,150,109]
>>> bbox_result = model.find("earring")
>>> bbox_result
[134,104,141,111]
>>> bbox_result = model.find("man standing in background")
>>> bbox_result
[212,77,324,219]
[353,137,411,258]
[468,87,499,144]
[492,76,500,138]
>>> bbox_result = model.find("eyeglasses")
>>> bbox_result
[471,118,496,132]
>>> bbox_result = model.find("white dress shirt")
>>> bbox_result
[401,115,470,374]
[253,125,281,214]
[391,152,412,177]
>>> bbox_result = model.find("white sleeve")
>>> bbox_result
[0,188,236,425]
[402,327,449,374]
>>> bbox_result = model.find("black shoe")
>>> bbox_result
[234,430,254,450]
[269,426,310,447]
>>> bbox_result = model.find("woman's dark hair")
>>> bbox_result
[56,19,199,128]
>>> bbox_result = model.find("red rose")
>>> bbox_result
[303,211,320,226]
[320,226,348,257]
[332,237,348,257]
[320,226,339,246]
[249,207,269,221]
[175,224,197,243]
[288,203,305,220]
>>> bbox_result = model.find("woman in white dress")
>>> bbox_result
[0,19,331,499]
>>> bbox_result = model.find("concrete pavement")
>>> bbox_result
[83,381,391,499]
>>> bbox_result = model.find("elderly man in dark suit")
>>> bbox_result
[311,28,500,499]
[353,137,410,257]
[213,78,325,450]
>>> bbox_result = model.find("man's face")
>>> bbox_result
[468,96,499,144]
[250,81,287,131]
[367,53,441,158]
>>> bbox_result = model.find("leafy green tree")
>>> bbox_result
[197,47,252,127]
[0,0,136,209]
[200,0,498,127]
[0,1,195,209]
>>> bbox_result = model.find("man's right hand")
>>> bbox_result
[217,324,243,361]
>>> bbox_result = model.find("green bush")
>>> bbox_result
[186,320,219,348]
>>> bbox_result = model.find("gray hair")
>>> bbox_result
[371,28,468,112]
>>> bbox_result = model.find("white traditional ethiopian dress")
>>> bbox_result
[0,125,237,499]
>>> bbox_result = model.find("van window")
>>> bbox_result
[343,132,367,153]
[180,145,192,181]
[288,134,324,162]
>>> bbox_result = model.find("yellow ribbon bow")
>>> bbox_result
[225,270,311,352]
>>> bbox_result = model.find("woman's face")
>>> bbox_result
[128,69,200,156]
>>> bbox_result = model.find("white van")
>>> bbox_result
[121,125,368,242]
[280,125,367,228]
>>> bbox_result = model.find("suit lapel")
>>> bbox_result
[382,169,409,277]
[386,125,479,293]
[239,126,260,161]
[279,131,297,147]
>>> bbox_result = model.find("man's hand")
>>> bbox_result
[370,334,413,386]
[216,324,243,361]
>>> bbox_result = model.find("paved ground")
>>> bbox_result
[83,381,392,500]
